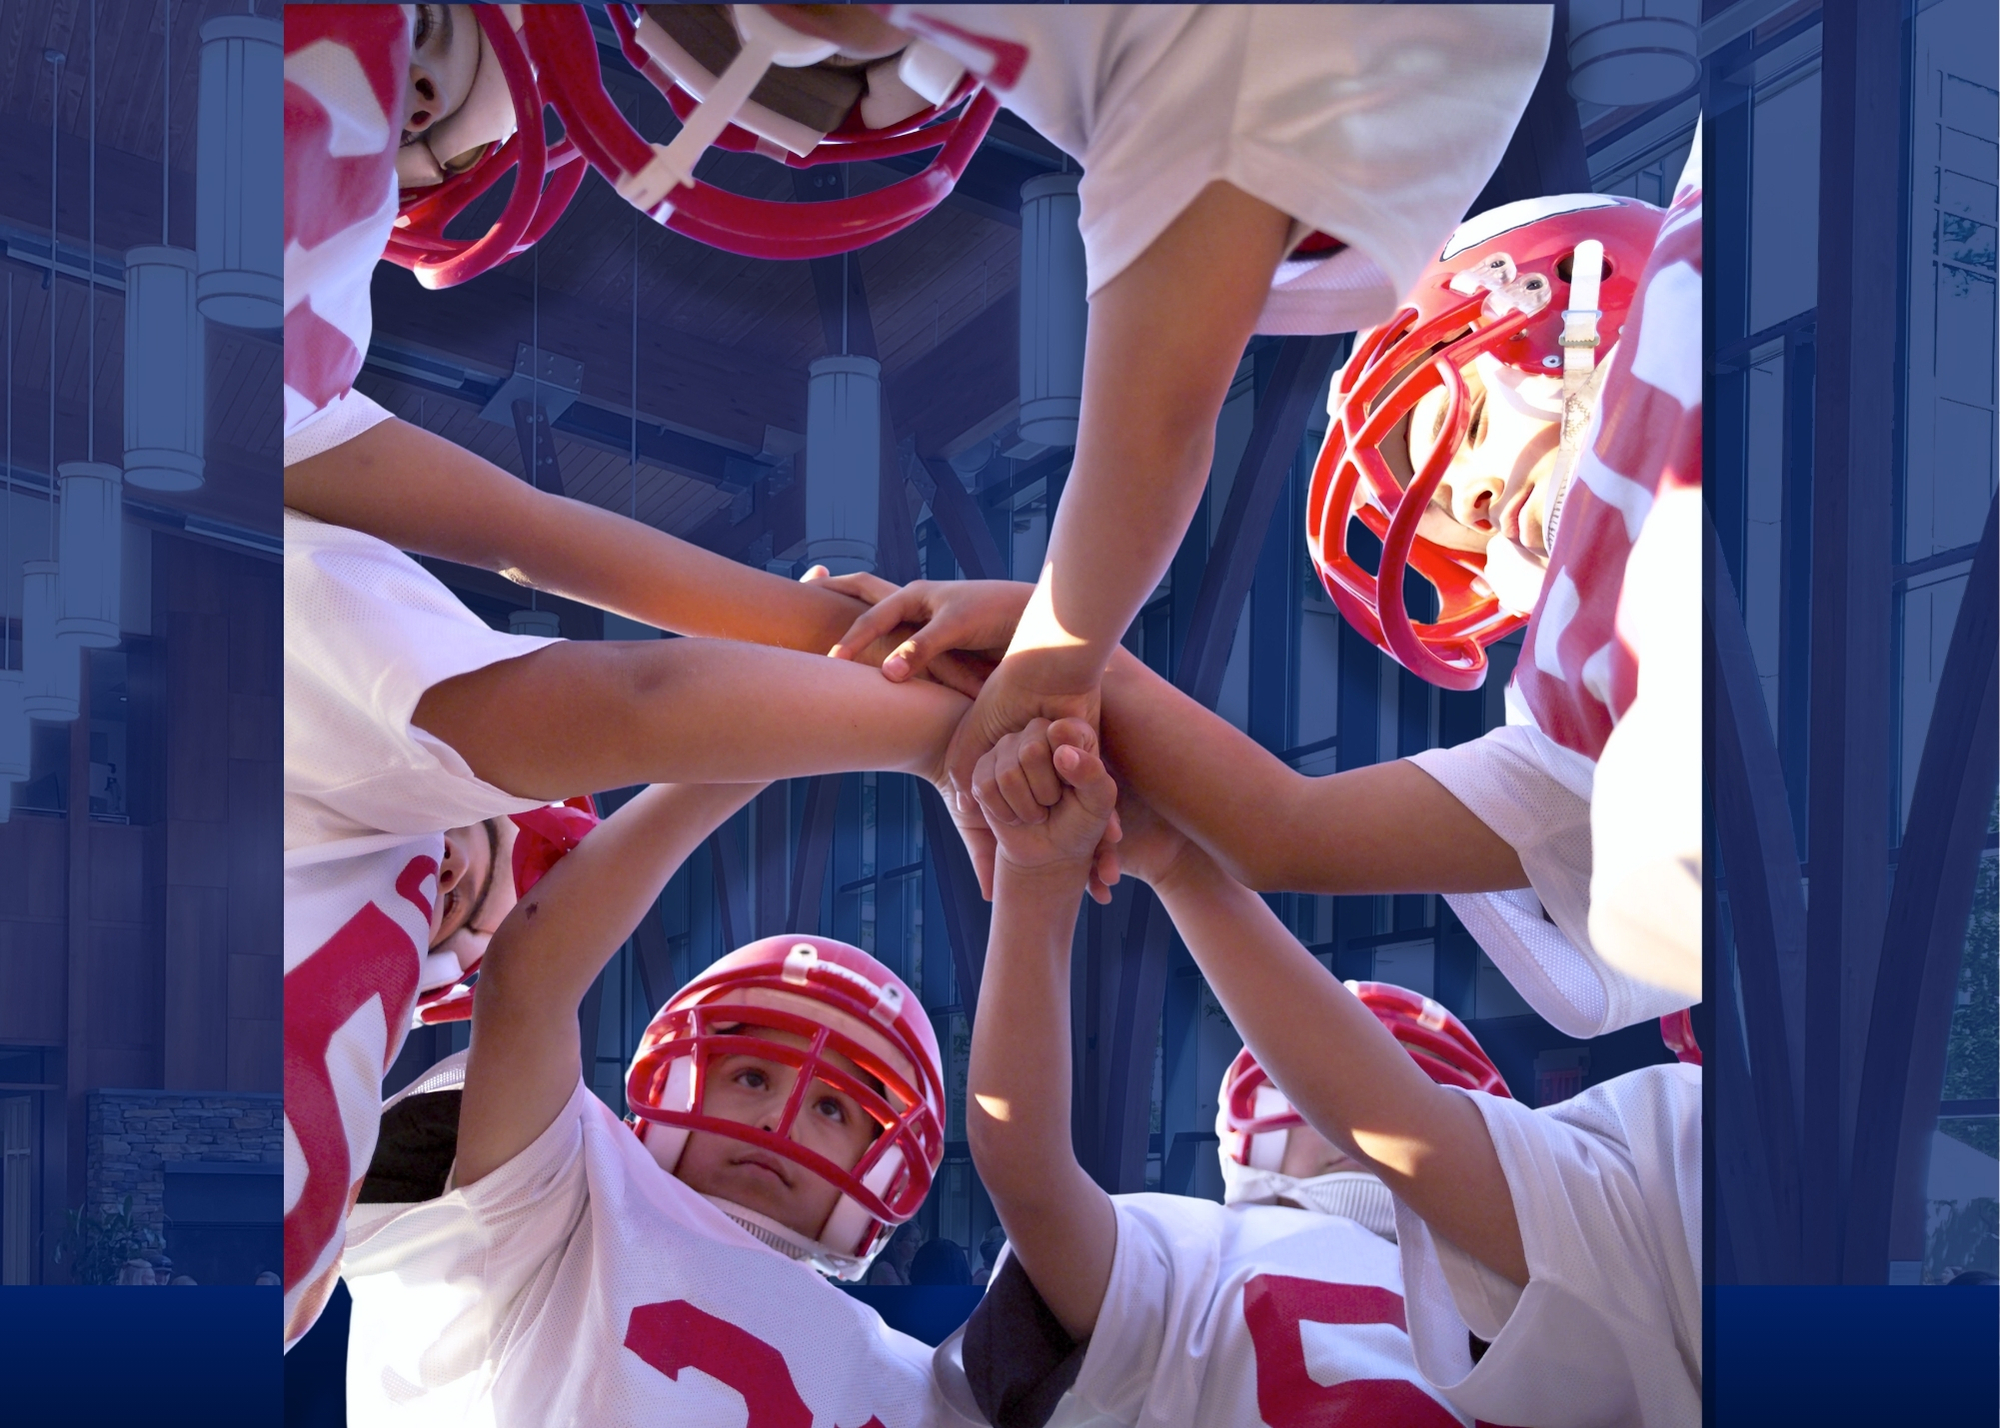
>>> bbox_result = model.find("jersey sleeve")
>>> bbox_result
[1407,725,1694,1037]
[1066,1197,1229,1424]
[283,6,406,462]
[1392,1067,1703,1428]
[283,511,559,853]
[340,1080,597,1400]
[887,5,1548,333]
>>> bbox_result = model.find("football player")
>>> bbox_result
[340,777,977,1425]
[952,972,1514,1428]
[968,721,1699,1428]
[285,6,1011,1348]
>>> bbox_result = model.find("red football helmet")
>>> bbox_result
[385,6,996,287]
[413,795,603,1027]
[1219,981,1511,1173]
[1306,194,1668,689]
[625,935,946,1279]
[1660,1008,1702,1067]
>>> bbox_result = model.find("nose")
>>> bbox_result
[406,70,439,134]
[436,836,467,894]
[1441,468,1505,532]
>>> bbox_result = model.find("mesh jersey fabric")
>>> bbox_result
[283,836,439,1350]
[885,5,1549,336]
[1391,1065,1702,1428]
[1585,134,1704,1002]
[940,1194,1467,1428]
[284,5,405,462]
[282,510,557,1348]
[342,1080,978,1427]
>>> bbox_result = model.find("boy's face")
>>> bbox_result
[673,1026,881,1241]
[403,5,481,139]
[1402,356,1562,563]
[1279,1120,1358,1180]
[429,816,520,963]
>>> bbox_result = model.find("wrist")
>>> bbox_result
[1148,840,1224,904]
[994,851,1094,902]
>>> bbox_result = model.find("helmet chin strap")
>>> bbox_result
[620,6,840,209]
[1546,240,1607,554]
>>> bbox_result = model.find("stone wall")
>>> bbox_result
[85,1089,283,1239]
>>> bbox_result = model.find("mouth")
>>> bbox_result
[730,1151,793,1189]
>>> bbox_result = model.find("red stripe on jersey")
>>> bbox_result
[281,860,429,1295]
[1511,177,1703,763]
[283,299,363,416]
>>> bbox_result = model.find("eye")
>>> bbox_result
[413,5,436,50]
[734,1067,769,1092]
[814,1094,848,1125]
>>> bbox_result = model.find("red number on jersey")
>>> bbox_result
[281,858,431,1296]
[1242,1274,1462,1427]
[625,1299,886,1428]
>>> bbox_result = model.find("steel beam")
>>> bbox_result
[1802,0,1904,1281]
[1705,508,1808,1282]
[1845,496,2000,1281]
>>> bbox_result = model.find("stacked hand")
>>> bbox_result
[972,719,1121,904]
[806,569,1116,897]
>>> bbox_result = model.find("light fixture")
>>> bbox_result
[63,3,123,652]
[21,560,79,723]
[1017,171,1087,447]
[127,2,204,490]
[195,15,282,327]
[0,669,28,784]
[803,355,882,576]
[56,462,121,649]
[508,608,562,639]
[123,248,206,491]
[1567,0,1700,107]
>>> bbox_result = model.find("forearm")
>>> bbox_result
[1009,181,1291,684]
[412,638,968,801]
[1100,649,1527,893]
[457,781,761,1188]
[968,859,1117,1340]
[1150,850,1527,1283]
[285,417,867,653]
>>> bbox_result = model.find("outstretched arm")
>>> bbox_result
[455,782,760,1188]
[966,721,1122,1340]
[940,182,1294,799]
[286,416,871,656]
[1126,804,1527,1285]
[1099,647,1527,894]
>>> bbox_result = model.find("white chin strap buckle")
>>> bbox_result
[618,6,839,212]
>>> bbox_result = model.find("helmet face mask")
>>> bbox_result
[626,937,946,1279]
[384,6,995,289]
[1307,195,1668,690]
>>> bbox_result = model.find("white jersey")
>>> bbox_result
[1393,1065,1702,1428]
[342,1079,978,1428]
[284,4,403,466]
[282,511,559,1348]
[886,5,1549,336]
[942,1191,1469,1428]
[1405,139,1705,1038]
